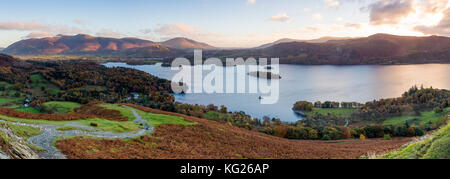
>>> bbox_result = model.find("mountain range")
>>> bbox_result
[256,36,360,49]
[200,33,450,65]
[3,34,215,56]
[3,33,450,65]
[161,37,216,50]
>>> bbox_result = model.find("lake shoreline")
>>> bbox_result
[104,62,450,122]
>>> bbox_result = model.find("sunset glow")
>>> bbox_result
[0,0,449,47]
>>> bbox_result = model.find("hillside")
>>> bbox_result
[0,54,18,66]
[257,36,358,49]
[54,104,413,159]
[161,37,216,50]
[3,35,215,57]
[0,53,30,67]
[380,119,449,159]
[202,34,450,65]
[3,34,183,57]
[4,33,450,65]
[1,54,446,159]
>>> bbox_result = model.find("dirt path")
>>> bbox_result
[0,107,152,159]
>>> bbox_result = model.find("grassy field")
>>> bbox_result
[383,108,449,126]
[0,103,194,133]
[0,81,26,108]
[30,74,61,95]
[13,107,41,113]
[43,101,81,114]
[306,108,357,118]
[100,104,136,120]
[0,81,12,89]
[0,114,71,126]
[75,118,142,133]
[380,122,450,159]
[102,104,194,127]
[0,97,22,106]
[136,108,194,126]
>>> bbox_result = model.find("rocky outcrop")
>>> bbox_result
[0,124,40,159]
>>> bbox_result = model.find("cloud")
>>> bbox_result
[140,28,153,34]
[415,7,450,36]
[0,20,130,40]
[74,19,85,25]
[312,13,323,20]
[95,29,124,38]
[325,0,340,8]
[23,32,54,39]
[269,13,292,22]
[366,0,415,25]
[0,21,47,31]
[345,23,363,29]
[154,23,197,37]
[0,20,84,35]
[247,0,256,4]
[420,0,449,14]
[151,23,223,42]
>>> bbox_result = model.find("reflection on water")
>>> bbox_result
[105,63,450,122]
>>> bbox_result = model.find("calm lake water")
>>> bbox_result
[105,62,450,122]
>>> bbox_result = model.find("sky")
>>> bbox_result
[0,0,449,48]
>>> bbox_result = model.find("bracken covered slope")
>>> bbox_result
[56,104,413,159]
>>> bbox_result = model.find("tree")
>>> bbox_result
[292,101,313,112]
[434,107,443,113]
[360,134,366,140]
[407,127,416,137]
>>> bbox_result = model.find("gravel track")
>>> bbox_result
[0,107,153,159]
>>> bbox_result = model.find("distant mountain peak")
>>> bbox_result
[257,36,358,49]
[161,37,216,50]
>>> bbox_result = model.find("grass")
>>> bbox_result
[0,114,71,126]
[383,108,449,126]
[0,123,43,140]
[380,122,450,159]
[136,109,195,127]
[13,107,41,113]
[0,97,22,106]
[102,104,195,127]
[56,126,94,132]
[0,81,12,89]
[75,118,142,133]
[30,74,47,88]
[43,101,81,114]
[306,108,357,118]
[100,104,136,120]
[0,81,26,108]
[30,74,61,95]
[0,122,44,151]
[1,103,195,134]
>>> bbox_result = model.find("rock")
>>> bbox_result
[0,151,10,159]
[0,125,40,159]
[90,122,98,127]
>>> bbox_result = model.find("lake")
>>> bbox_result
[104,62,450,122]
